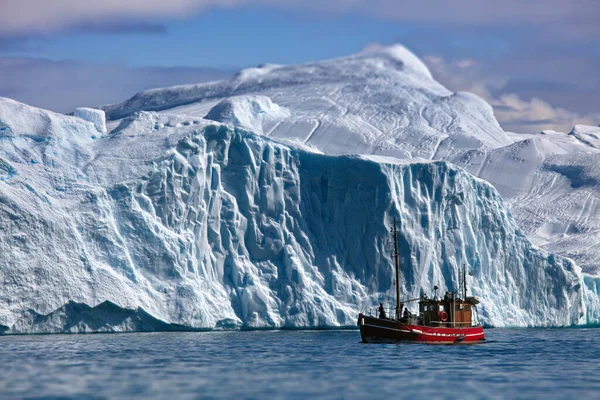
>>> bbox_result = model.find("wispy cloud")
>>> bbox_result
[0,35,46,52]
[0,0,597,42]
[0,57,232,113]
[73,21,168,35]
[0,0,222,36]
[491,94,599,133]
[425,55,600,133]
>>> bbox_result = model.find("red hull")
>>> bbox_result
[358,314,485,344]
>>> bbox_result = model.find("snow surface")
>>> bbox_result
[568,125,600,149]
[74,107,107,133]
[204,95,290,135]
[0,97,597,333]
[105,45,511,158]
[104,45,600,274]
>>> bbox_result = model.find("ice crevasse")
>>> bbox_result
[0,101,596,332]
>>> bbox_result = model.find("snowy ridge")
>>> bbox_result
[0,98,596,333]
[204,95,290,135]
[569,125,600,150]
[480,131,600,273]
[104,45,600,273]
[105,45,511,159]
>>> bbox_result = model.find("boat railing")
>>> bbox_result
[364,307,430,320]
[430,321,479,327]
[364,306,398,318]
[364,306,424,322]
[363,308,481,327]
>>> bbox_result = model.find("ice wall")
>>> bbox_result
[74,107,107,133]
[0,104,590,332]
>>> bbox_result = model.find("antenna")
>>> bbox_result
[393,215,401,320]
[463,263,468,299]
[456,268,463,297]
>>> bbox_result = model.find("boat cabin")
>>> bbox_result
[412,292,480,327]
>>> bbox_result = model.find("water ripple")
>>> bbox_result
[0,329,599,399]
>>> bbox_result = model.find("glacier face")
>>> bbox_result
[103,45,600,274]
[0,98,593,332]
[74,107,107,133]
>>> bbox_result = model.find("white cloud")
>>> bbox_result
[425,55,600,133]
[0,0,597,38]
[456,59,476,69]
[0,0,244,35]
[423,55,493,99]
[491,95,600,133]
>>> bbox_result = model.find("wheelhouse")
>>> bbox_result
[417,292,480,327]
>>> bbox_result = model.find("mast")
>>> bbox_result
[463,263,467,299]
[393,215,400,319]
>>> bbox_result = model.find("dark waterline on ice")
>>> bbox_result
[1,328,599,399]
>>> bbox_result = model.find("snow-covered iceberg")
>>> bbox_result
[103,45,600,275]
[0,98,594,333]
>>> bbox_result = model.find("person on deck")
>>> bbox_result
[403,307,410,318]
[378,303,386,319]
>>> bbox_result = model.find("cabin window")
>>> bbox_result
[423,305,428,311]
[465,305,471,311]
[439,305,445,311]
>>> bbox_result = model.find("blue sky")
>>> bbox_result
[2,6,517,67]
[0,1,598,132]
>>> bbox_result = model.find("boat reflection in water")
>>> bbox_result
[358,216,485,344]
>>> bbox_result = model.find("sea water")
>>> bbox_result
[1,328,599,399]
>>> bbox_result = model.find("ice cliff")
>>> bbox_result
[74,107,107,133]
[103,45,600,275]
[0,98,595,333]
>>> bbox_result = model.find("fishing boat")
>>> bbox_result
[357,216,485,344]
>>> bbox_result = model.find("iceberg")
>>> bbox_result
[0,98,593,332]
[103,45,600,275]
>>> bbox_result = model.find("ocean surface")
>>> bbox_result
[1,328,599,399]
